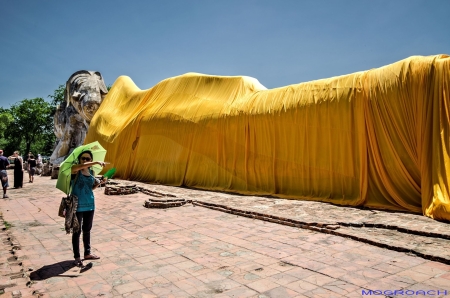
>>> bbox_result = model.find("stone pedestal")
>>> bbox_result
[51,166,59,179]
[41,163,52,176]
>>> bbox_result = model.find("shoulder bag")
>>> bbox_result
[58,171,79,217]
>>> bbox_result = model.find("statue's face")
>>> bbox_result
[70,72,107,121]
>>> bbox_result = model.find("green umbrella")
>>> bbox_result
[56,141,107,194]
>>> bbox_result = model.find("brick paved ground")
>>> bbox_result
[137,183,450,265]
[1,171,450,297]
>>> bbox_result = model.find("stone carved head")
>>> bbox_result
[65,70,108,122]
[50,71,108,168]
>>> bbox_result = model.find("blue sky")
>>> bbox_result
[1,0,449,108]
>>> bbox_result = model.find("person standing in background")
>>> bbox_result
[24,152,32,174]
[37,154,43,176]
[28,154,37,183]
[0,150,10,198]
[8,151,23,188]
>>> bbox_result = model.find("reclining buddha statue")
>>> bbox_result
[81,55,449,221]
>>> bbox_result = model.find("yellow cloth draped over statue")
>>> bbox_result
[85,55,450,221]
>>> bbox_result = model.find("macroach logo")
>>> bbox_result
[362,290,448,296]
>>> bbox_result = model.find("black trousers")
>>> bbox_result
[72,210,95,259]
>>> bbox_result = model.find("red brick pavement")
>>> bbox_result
[0,172,449,297]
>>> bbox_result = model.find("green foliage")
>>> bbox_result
[0,108,13,149]
[0,108,13,130]
[48,84,66,108]
[4,98,55,156]
[3,221,13,230]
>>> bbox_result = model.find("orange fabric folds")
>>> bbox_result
[86,55,450,221]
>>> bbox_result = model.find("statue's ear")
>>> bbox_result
[95,71,108,95]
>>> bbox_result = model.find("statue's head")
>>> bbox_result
[65,70,108,121]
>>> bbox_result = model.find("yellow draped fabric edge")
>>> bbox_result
[85,54,450,221]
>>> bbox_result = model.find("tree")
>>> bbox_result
[0,108,13,151]
[4,98,55,156]
[0,108,13,137]
[48,84,66,109]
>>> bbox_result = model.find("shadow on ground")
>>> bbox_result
[29,260,78,280]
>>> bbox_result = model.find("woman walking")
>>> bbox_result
[70,150,106,267]
[9,151,23,188]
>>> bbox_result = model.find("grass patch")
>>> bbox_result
[3,221,13,230]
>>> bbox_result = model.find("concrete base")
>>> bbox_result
[51,167,59,179]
